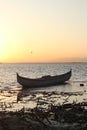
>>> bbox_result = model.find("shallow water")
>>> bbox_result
[0,63,87,90]
[0,63,87,111]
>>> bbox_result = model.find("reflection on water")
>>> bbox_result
[0,63,87,90]
[0,63,87,111]
[0,87,87,111]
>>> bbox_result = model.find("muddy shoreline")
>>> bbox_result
[0,90,87,129]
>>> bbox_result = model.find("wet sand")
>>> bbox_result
[0,89,87,129]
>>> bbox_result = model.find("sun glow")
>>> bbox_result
[0,1,87,63]
[0,33,6,61]
[0,32,11,62]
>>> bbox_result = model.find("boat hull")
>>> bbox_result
[17,70,72,88]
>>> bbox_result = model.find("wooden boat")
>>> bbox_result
[17,70,72,88]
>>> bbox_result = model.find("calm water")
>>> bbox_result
[0,63,87,111]
[0,63,87,92]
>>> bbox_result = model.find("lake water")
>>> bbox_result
[0,63,87,91]
[0,63,87,111]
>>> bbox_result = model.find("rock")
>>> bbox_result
[80,84,84,86]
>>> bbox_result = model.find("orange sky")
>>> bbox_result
[0,0,87,63]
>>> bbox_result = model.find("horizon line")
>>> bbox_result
[1,61,87,64]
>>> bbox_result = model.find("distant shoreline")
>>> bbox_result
[1,62,87,64]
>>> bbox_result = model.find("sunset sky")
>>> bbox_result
[0,0,87,63]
